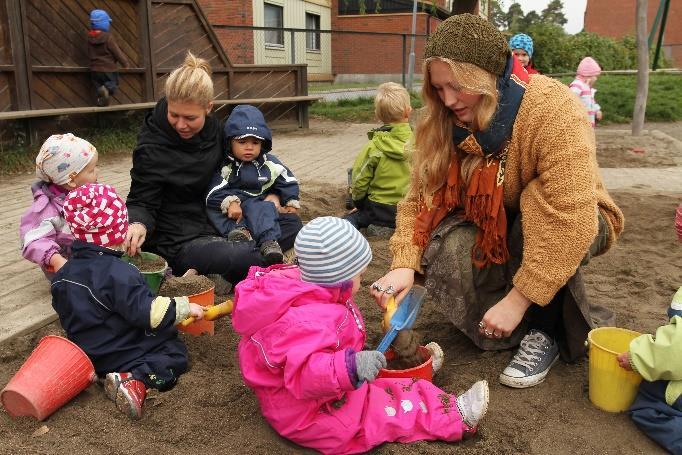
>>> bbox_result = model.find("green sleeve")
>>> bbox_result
[629,316,682,382]
[350,145,378,201]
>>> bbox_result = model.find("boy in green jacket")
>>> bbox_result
[617,287,682,454]
[344,82,413,230]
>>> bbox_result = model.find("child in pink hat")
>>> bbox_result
[569,57,603,127]
[53,183,204,420]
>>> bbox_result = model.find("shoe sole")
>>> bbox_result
[103,374,120,402]
[498,354,559,389]
[115,387,143,420]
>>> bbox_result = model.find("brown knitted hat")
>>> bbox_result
[424,14,510,76]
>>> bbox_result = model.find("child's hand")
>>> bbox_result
[596,111,603,121]
[227,202,242,222]
[188,303,205,321]
[617,351,632,370]
[281,206,298,214]
[47,253,67,273]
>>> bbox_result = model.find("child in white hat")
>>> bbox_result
[231,216,489,454]
[19,133,99,277]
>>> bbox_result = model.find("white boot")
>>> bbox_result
[456,380,489,429]
[425,341,444,375]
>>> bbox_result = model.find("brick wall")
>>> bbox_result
[197,0,254,64]
[584,0,681,66]
[331,0,441,79]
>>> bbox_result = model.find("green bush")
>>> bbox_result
[528,23,671,74]
[312,75,682,125]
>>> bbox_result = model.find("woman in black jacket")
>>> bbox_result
[124,52,301,283]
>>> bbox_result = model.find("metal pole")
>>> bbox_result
[407,0,418,92]
[652,0,670,70]
[402,34,407,86]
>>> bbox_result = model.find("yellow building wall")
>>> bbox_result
[253,0,331,79]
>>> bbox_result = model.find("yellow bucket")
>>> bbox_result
[587,327,643,412]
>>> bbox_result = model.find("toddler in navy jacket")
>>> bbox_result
[52,183,204,420]
[206,105,301,265]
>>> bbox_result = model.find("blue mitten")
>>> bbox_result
[355,350,387,383]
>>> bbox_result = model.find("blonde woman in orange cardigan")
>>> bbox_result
[370,14,624,389]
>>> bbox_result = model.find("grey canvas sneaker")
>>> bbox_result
[499,329,559,388]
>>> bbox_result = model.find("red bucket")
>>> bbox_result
[1,336,96,420]
[178,286,215,336]
[377,346,433,382]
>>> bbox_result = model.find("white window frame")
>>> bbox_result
[305,13,321,52]
[264,3,284,48]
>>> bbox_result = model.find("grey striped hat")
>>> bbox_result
[295,217,372,284]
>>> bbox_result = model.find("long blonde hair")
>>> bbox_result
[412,57,499,197]
[165,52,214,108]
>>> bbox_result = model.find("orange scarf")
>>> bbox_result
[413,150,508,268]
[412,55,528,268]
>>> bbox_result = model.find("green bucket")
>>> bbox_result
[122,252,168,294]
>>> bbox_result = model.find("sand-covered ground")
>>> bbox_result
[1,120,681,454]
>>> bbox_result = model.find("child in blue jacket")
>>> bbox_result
[53,183,204,420]
[206,105,301,265]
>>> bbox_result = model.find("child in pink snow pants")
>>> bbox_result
[232,216,489,454]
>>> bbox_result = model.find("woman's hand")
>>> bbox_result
[227,202,242,222]
[617,352,632,371]
[370,268,415,309]
[479,287,532,339]
[124,223,147,256]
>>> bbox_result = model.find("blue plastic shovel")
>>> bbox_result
[376,285,427,353]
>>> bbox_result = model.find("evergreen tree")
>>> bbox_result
[541,0,567,27]
[505,2,525,33]
[489,0,507,30]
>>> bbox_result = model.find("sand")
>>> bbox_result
[1,122,681,454]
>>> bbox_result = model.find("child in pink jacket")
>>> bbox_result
[232,216,489,454]
[19,133,99,278]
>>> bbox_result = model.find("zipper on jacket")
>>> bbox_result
[346,300,363,332]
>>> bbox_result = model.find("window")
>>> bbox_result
[305,13,320,51]
[264,3,283,46]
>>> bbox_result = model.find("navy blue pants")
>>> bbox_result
[170,213,301,283]
[629,380,682,454]
[91,71,119,94]
[217,198,281,245]
[343,198,397,229]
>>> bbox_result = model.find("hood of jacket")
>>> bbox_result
[367,123,412,160]
[224,105,273,155]
[87,30,110,44]
[231,265,353,337]
[137,97,221,154]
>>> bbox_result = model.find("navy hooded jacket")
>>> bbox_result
[205,105,300,219]
[50,241,187,376]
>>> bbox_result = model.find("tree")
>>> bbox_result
[489,0,507,30]
[633,0,649,135]
[521,10,541,29]
[541,0,567,27]
[505,2,525,33]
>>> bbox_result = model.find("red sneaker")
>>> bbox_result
[104,372,147,420]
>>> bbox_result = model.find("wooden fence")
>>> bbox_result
[0,0,315,135]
